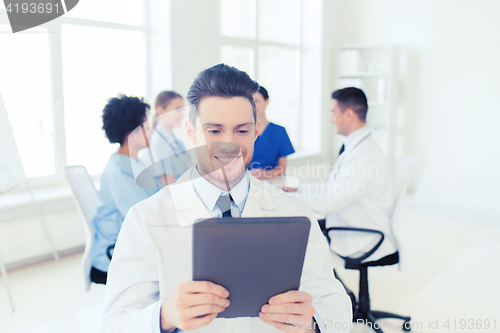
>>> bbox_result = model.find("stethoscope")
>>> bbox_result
[154,129,192,167]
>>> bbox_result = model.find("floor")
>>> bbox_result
[1,201,499,333]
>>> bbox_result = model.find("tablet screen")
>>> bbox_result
[193,216,310,318]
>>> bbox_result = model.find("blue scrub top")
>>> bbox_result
[90,153,159,272]
[249,122,295,170]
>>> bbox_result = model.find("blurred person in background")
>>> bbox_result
[90,94,160,284]
[147,91,192,185]
[248,86,295,180]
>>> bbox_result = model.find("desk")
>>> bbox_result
[264,176,326,221]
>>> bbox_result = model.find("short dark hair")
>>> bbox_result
[187,63,259,126]
[331,87,368,121]
[102,94,150,145]
[257,86,269,100]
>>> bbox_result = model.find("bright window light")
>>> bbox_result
[257,0,301,45]
[257,46,301,147]
[64,0,144,26]
[221,45,255,78]
[220,0,255,39]
[61,24,147,175]
[0,25,55,178]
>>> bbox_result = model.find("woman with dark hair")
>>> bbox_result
[90,94,159,284]
[248,86,295,179]
[148,91,192,185]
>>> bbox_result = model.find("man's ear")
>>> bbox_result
[254,120,260,141]
[185,120,197,146]
[345,107,355,121]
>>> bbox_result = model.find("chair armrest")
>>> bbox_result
[107,244,115,260]
[324,227,385,269]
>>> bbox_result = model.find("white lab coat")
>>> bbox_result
[101,168,352,333]
[296,127,396,263]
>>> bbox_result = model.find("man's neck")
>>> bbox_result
[196,166,245,192]
[257,116,270,133]
[345,122,366,137]
[159,120,174,133]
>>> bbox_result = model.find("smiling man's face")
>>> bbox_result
[186,96,257,190]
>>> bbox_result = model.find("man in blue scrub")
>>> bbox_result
[249,86,295,179]
[90,95,160,284]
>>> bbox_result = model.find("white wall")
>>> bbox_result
[330,0,500,218]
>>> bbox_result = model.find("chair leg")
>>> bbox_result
[372,310,411,322]
[372,311,412,332]
[366,311,385,333]
[353,265,411,332]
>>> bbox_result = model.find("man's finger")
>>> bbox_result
[259,311,297,325]
[179,281,229,298]
[181,303,226,320]
[181,293,230,309]
[259,314,298,333]
[269,290,311,305]
[261,302,304,316]
[178,313,218,331]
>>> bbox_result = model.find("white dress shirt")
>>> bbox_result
[191,167,249,218]
[295,127,396,263]
[101,166,352,333]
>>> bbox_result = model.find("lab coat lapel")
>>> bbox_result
[168,168,212,227]
[241,176,277,217]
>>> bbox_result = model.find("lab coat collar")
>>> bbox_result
[344,126,371,152]
[191,166,249,212]
[167,167,276,226]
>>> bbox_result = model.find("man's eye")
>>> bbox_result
[238,130,249,134]
[208,130,220,134]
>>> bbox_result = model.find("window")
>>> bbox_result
[61,25,147,175]
[0,26,54,178]
[220,0,322,155]
[0,2,150,180]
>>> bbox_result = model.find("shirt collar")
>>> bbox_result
[191,166,250,212]
[344,126,370,151]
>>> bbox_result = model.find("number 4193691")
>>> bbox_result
[6,2,60,14]
[444,319,497,330]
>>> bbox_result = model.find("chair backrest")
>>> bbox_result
[390,155,419,270]
[65,165,101,291]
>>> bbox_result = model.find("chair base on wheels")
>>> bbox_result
[350,252,411,333]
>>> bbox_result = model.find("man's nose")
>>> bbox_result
[218,140,239,152]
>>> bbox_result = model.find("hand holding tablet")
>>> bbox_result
[160,281,230,332]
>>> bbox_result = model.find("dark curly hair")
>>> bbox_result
[187,63,259,126]
[102,94,150,145]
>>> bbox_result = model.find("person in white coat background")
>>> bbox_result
[285,87,396,264]
[100,64,352,333]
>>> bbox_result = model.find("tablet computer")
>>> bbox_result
[193,216,310,318]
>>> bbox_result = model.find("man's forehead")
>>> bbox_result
[197,96,254,121]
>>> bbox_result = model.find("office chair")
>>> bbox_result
[65,165,101,291]
[324,155,419,333]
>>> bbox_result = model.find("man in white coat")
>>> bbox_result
[101,64,352,333]
[285,87,396,264]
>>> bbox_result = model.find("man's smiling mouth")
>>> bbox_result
[214,155,241,163]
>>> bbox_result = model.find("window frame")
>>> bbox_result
[219,0,323,160]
